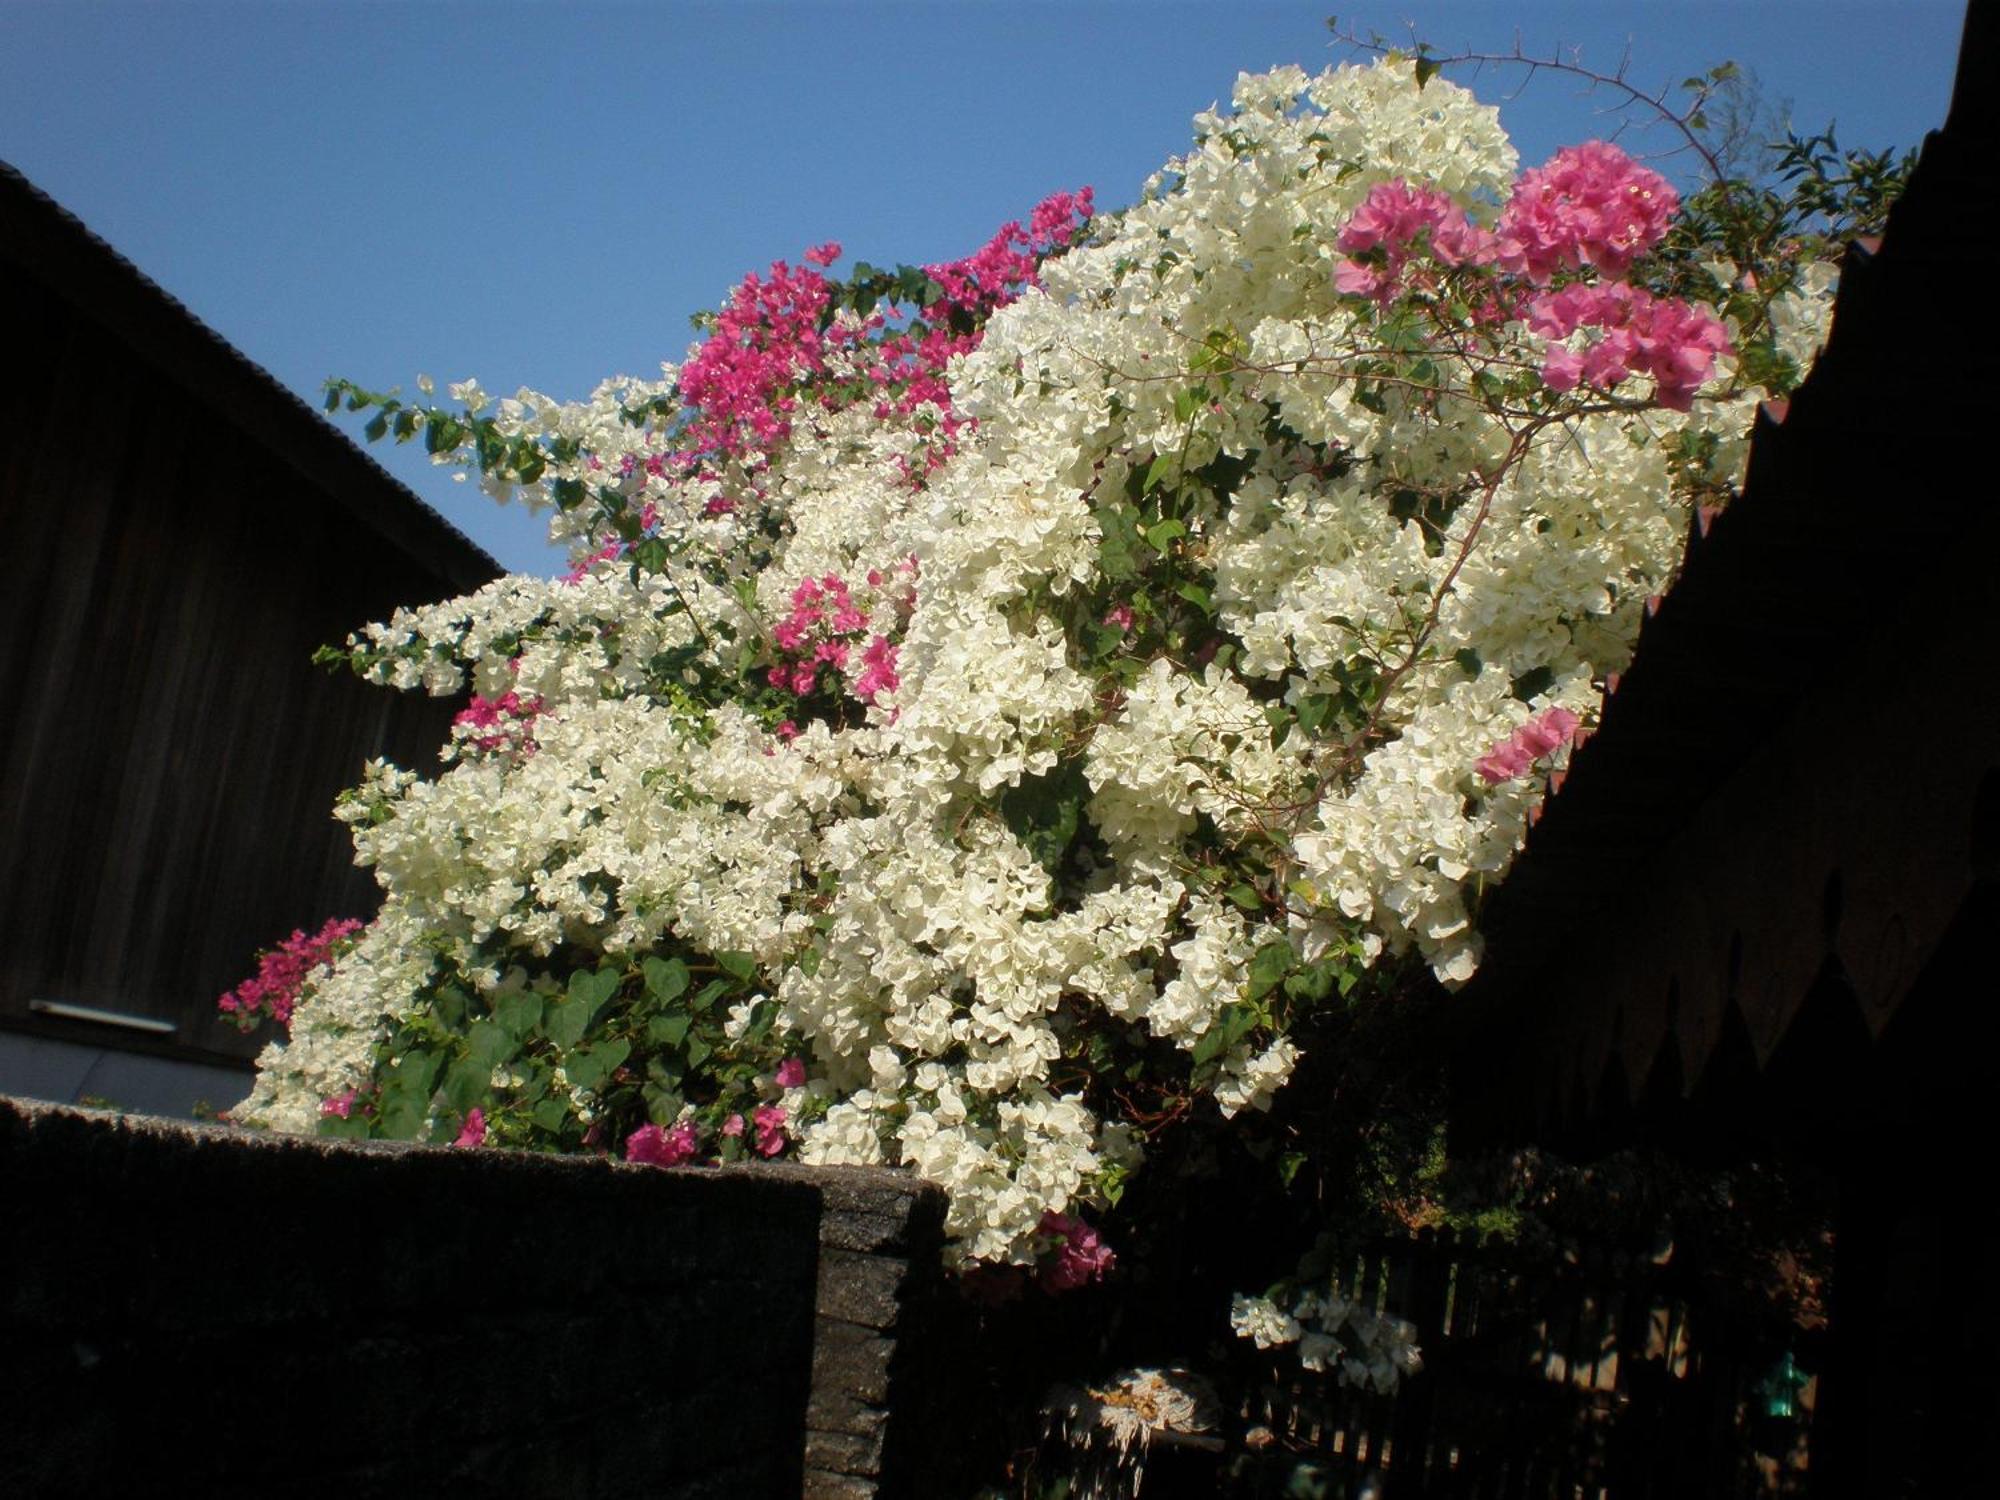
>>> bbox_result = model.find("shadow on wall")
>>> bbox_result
[0,1098,948,1500]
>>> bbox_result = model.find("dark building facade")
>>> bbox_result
[0,163,500,1109]
[1453,6,1997,1492]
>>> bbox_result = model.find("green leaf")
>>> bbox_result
[1264,701,1294,748]
[442,1054,491,1115]
[1189,333,1236,375]
[376,1097,426,1140]
[1246,940,1294,1001]
[647,1013,691,1048]
[1142,452,1175,495]
[544,969,620,1050]
[362,412,389,443]
[1144,518,1187,554]
[715,951,756,983]
[685,1034,712,1067]
[1095,501,1145,583]
[383,1047,443,1101]
[1175,581,1212,614]
[495,989,543,1039]
[1284,962,1337,1004]
[643,955,690,1003]
[1000,757,1090,876]
[1191,1023,1228,1066]
[532,1098,570,1133]
[1226,882,1263,912]
[375,1049,441,1140]
[1294,693,1340,738]
[565,1037,632,1095]
[511,1067,550,1106]
[689,978,731,1013]
[466,1020,514,1071]
[1172,385,1203,424]
[1080,620,1126,660]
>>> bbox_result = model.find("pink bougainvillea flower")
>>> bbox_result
[1036,1210,1115,1292]
[453,1108,487,1149]
[626,1120,700,1167]
[1495,141,1678,283]
[853,634,900,703]
[1334,256,1391,301]
[453,686,546,756]
[1516,706,1580,757]
[1337,179,1453,257]
[319,1089,357,1119]
[1539,342,1585,392]
[1527,282,1729,408]
[216,916,363,1030]
[752,1104,788,1157]
[1476,706,1582,785]
[775,1057,807,1089]
[722,1113,746,1138]
[1332,178,1498,302]
[1474,743,1533,784]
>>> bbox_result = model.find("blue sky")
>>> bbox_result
[1,1,1967,576]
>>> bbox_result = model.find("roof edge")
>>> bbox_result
[0,160,503,592]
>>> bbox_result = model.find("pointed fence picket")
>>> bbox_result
[1241,1228,1813,1499]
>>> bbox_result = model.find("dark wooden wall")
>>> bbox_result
[0,199,493,1063]
[2,1100,952,1500]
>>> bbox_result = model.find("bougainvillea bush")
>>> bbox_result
[229,58,1844,1293]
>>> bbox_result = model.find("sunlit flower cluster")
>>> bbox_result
[235,57,1837,1271]
[1232,1285,1425,1394]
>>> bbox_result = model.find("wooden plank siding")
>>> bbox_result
[0,164,500,1064]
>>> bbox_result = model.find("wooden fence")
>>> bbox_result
[1236,1229,1813,1499]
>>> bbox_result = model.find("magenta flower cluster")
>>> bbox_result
[1035,1211,1117,1293]
[671,188,1093,494]
[1526,281,1733,411]
[767,563,914,713]
[1332,143,1730,411]
[1334,179,1496,300]
[217,916,363,1029]
[625,1119,701,1166]
[1475,706,1581,785]
[622,1058,807,1168]
[452,685,545,756]
[1493,141,1679,282]
[452,1107,487,1149]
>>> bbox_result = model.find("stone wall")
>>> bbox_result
[0,1097,946,1498]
